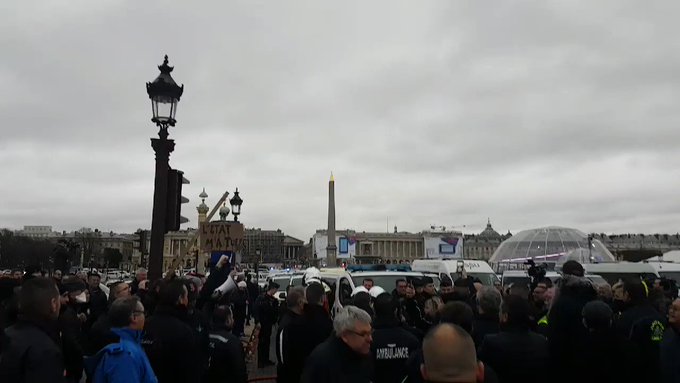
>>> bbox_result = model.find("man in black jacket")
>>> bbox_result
[0,277,65,383]
[276,287,307,383]
[255,281,279,368]
[547,261,596,383]
[421,324,484,383]
[371,293,420,383]
[614,277,666,383]
[143,279,201,383]
[661,297,680,382]
[87,272,108,325]
[207,305,247,383]
[302,283,333,355]
[479,295,548,383]
[301,305,373,383]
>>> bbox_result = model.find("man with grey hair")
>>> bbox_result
[473,286,502,348]
[300,306,373,383]
[421,323,483,383]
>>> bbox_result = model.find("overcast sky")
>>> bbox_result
[1,1,679,241]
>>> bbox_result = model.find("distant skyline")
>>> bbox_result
[2,1,679,242]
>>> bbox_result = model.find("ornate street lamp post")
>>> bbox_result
[230,188,243,222]
[146,55,184,281]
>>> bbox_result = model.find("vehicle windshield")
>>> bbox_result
[290,277,303,286]
[590,272,658,285]
[658,272,680,284]
[455,273,499,286]
[272,277,290,291]
[351,275,421,292]
[502,276,530,288]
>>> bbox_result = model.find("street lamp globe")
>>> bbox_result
[230,188,243,221]
[146,55,184,130]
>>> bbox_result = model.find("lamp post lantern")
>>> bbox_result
[146,55,184,281]
[230,188,243,222]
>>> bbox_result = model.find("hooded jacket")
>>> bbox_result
[86,327,157,383]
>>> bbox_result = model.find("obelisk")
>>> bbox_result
[326,172,337,266]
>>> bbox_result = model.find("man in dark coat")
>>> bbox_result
[0,277,65,383]
[206,305,247,383]
[575,300,624,383]
[87,272,108,325]
[661,297,680,383]
[245,274,259,326]
[231,281,248,337]
[255,281,280,368]
[301,306,373,383]
[59,276,88,382]
[479,295,549,383]
[371,293,420,383]
[276,287,307,383]
[130,268,147,296]
[615,277,666,383]
[547,261,596,383]
[302,283,333,354]
[143,279,201,383]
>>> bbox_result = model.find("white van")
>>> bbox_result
[411,259,499,286]
[583,262,659,285]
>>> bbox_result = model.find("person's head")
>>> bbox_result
[305,282,326,307]
[109,296,145,331]
[286,286,307,314]
[544,287,556,308]
[53,270,62,281]
[476,286,502,318]
[136,268,148,282]
[439,301,474,334]
[421,324,483,383]
[267,281,280,296]
[237,281,247,290]
[212,305,234,330]
[159,279,189,308]
[423,277,436,296]
[562,260,585,277]
[334,306,373,355]
[76,270,88,282]
[582,300,613,332]
[500,295,531,330]
[12,269,23,280]
[622,278,647,306]
[109,281,131,302]
[413,279,425,294]
[87,272,101,289]
[668,298,680,330]
[424,296,444,320]
[453,278,470,299]
[532,278,553,304]
[440,276,454,295]
[612,280,625,301]
[61,276,87,305]
[19,277,61,321]
[596,283,613,302]
[493,279,503,294]
[405,284,415,298]
[396,279,408,297]
[363,278,374,290]
[373,293,398,321]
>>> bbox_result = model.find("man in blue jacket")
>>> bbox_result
[87,296,157,383]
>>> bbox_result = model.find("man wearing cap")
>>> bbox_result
[255,281,280,368]
[231,280,248,337]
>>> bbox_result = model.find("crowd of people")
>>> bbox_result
[1,259,680,383]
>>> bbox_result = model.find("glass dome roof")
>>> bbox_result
[489,226,615,264]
